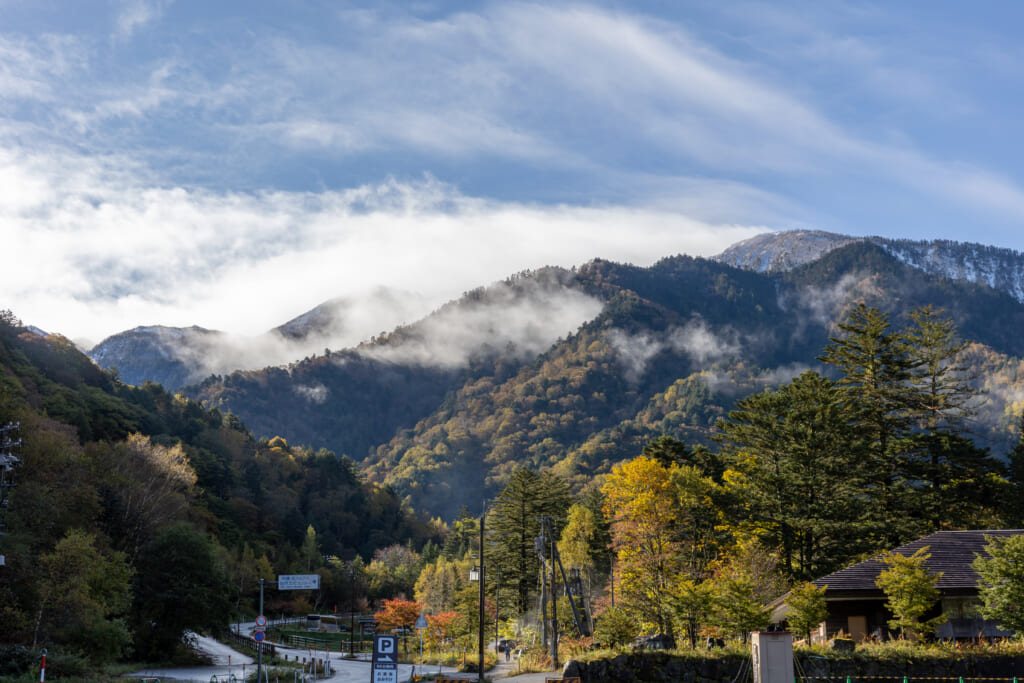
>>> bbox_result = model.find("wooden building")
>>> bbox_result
[771,529,1023,642]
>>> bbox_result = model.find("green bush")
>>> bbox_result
[0,645,36,676]
[44,651,90,678]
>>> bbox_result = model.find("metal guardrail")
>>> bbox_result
[278,632,370,653]
[226,630,276,657]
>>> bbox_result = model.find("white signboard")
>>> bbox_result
[277,574,321,590]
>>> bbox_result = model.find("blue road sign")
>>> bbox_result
[277,574,320,590]
[371,634,398,683]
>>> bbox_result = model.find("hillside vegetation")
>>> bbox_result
[182,245,1024,519]
[0,311,439,663]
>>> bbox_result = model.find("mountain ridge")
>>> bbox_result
[74,232,1024,519]
[90,231,1024,392]
[715,229,1024,303]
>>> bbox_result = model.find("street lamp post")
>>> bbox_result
[348,563,356,658]
[478,514,485,683]
[467,515,486,683]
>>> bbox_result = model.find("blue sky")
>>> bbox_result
[5,1,1024,346]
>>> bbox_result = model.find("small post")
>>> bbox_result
[39,648,46,683]
[258,579,264,683]
[495,566,501,660]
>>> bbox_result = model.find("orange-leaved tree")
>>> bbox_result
[426,611,460,651]
[374,598,423,656]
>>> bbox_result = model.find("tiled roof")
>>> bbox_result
[812,530,1024,593]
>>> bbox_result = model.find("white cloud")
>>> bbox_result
[0,146,767,346]
[607,319,743,383]
[5,2,1024,231]
[362,277,605,368]
[114,0,170,39]
[295,383,328,404]
[0,34,83,101]
[668,320,741,364]
[606,330,664,384]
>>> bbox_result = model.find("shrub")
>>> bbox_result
[0,644,36,676]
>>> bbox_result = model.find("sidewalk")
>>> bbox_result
[487,654,561,682]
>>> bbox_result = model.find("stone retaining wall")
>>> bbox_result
[561,653,1024,683]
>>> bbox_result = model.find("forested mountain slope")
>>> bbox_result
[361,245,1024,517]
[179,242,1024,519]
[57,236,998,521]
[0,311,437,658]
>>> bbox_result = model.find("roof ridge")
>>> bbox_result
[812,529,1024,592]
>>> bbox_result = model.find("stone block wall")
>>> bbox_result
[562,652,1024,683]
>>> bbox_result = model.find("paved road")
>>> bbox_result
[124,627,568,683]
[125,632,464,683]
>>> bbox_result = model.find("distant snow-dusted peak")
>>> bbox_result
[878,238,1024,303]
[713,230,860,273]
[714,229,1024,304]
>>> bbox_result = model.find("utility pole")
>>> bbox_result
[535,515,587,672]
[536,529,547,649]
[538,515,558,670]
[549,523,558,670]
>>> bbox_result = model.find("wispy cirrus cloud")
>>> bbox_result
[5,2,1023,224]
[114,0,172,39]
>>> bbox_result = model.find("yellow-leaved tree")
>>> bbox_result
[602,456,681,638]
